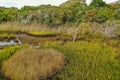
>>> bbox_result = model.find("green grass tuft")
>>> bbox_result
[41,41,120,80]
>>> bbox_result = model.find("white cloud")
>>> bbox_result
[104,0,118,3]
[0,2,17,7]
[0,0,118,8]
[0,0,68,8]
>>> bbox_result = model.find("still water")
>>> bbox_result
[0,40,22,46]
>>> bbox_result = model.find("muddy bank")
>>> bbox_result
[18,33,60,45]
[0,32,72,45]
[0,31,60,37]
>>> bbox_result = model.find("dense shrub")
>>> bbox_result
[0,0,119,25]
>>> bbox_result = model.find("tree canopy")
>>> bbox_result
[0,0,119,26]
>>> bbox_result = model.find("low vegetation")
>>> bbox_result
[0,45,24,80]
[0,33,16,41]
[0,45,24,63]
[2,48,65,80]
[0,0,119,80]
[41,41,120,80]
[28,31,60,36]
[0,33,15,38]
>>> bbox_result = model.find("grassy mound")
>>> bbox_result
[1,48,65,80]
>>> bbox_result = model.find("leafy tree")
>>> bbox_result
[0,0,119,26]
[90,0,106,7]
[84,9,98,22]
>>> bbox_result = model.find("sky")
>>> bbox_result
[0,0,118,9]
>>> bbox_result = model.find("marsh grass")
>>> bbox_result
[0,45,23,63]
[0,23,74,34]
[0,22,119,40]
[0,45,24,80]
[0,33,16,41]
[1,48,65,80]
[28,31,60,36]
[41,41,120,80]
[0,22,119,80]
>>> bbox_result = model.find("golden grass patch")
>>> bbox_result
[1,48,65,80]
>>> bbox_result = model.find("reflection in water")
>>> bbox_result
[0,40,22,46]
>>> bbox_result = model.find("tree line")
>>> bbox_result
[0,0,120,26]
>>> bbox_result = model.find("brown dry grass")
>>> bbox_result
[0,22,75,35]
[0,22,49,32]
[1,48,65,80]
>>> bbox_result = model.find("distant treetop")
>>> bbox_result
[90,0,106,7]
